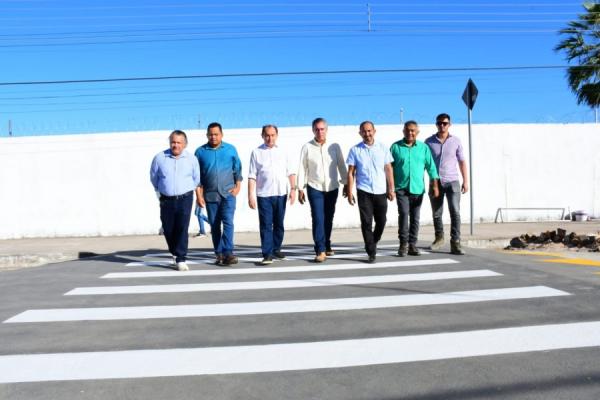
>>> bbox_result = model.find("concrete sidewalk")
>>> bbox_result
[1,221,599,271]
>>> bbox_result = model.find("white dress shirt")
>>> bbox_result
[297,139,348,192]
[248,144,294,197]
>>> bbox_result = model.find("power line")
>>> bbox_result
[0,65,589,87]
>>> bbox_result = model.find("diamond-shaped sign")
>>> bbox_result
[462,79,478,110]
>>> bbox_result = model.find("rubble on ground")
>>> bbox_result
[505,228,600,251]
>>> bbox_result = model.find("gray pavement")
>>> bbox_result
[1,221,599,270]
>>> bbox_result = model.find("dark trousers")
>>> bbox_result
[307,186,338,254]
[160,191,193,263]
[257,195,287,257]
[430,180,462,242]
[357,189,388,256]
[205,194,236,257]
[396,189,423,246]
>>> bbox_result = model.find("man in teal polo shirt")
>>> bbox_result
[390,120,439,256]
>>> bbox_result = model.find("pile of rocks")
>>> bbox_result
[506,228,600,251]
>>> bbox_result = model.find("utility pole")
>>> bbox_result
[400,108,404,124]
[197,114,202,129]
[367,3,371,32]
[8,119,12,137]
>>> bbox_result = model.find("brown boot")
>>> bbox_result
[314,252,326,263]
[408,244,421,256]
[430,234,445,250]
[397,243,408,257]
[450,240,465,255]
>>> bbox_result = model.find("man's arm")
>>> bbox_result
[459,160,469,193]
[247,179,257,209]
[297,145,308,205]
[384,163,395,201]
[195,186,205,208]
[288,174,297,205]
[346,165,356,205]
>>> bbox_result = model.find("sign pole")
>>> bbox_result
[467,104,474,236]
[462,78,478,236]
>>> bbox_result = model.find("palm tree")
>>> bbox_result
[555,2,600,108]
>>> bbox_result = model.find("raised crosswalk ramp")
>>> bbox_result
[1,243,596,389]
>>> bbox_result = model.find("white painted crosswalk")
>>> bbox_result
[2,242,596,389]
[104,258,458,279]
[65,270,501,295]
[2,321,600,383]
[5,286,569,323]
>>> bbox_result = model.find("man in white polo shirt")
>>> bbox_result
[248,124,297,265]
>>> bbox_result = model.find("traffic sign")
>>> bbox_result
[462,79,479,110]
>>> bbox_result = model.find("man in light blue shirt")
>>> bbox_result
[150,130,200,271]
[345,121,395,263]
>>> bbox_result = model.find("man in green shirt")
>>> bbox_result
[390,120,439,256]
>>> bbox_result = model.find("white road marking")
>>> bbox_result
[104,259,459,279]
[5,286,568,323]
[126,257,260,267]
[65,270,500,295]
[1,320,599,383]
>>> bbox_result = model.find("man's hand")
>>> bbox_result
[196,195,206,208]
[229,186,240,196]
[387,190,395,201]
[347,192,355,206]
[298,190,305,205]
[462,181,469,194]
[289,189,296,205]
[248,197,256,210]
[432,186,440,198]
[342,184,349,198]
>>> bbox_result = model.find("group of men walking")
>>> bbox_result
[150,114,468,270]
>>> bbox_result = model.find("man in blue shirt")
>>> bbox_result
[195,122,243,266]
[345,121,395,263]
[150,130,200,271]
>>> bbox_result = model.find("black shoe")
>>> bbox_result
[215,254,223,266]
[368,254,376,264]
[261,256,273,265]
[397,243,408,257]
[408,244,421,256]
[325,248,335,256]
[273,250,286,260]
[221,254,239,266]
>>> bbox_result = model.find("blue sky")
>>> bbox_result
[0,0,594,136]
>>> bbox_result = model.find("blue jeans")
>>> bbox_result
[307,186,338,254]
[159,191,193,263]
[194,205,209,234]
[257,195,287,257]
[205,194,236,256]
[430,180,462,242]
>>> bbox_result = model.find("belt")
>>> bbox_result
[160,191,193,200]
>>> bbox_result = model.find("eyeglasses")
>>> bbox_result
[436,121,449,126]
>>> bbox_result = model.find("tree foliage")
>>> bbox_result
[555,2,600,107]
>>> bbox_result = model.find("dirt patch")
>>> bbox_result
[505,228,599,252]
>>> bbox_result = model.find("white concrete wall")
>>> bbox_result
[1,123,597,239]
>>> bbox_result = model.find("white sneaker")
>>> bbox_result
[176,261,189,271]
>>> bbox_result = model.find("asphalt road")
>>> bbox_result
[1,241,600,400]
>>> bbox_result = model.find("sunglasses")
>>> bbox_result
[436,121,449,126]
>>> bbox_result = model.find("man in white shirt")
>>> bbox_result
[248,125,297,265]
[297,117,348,263]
